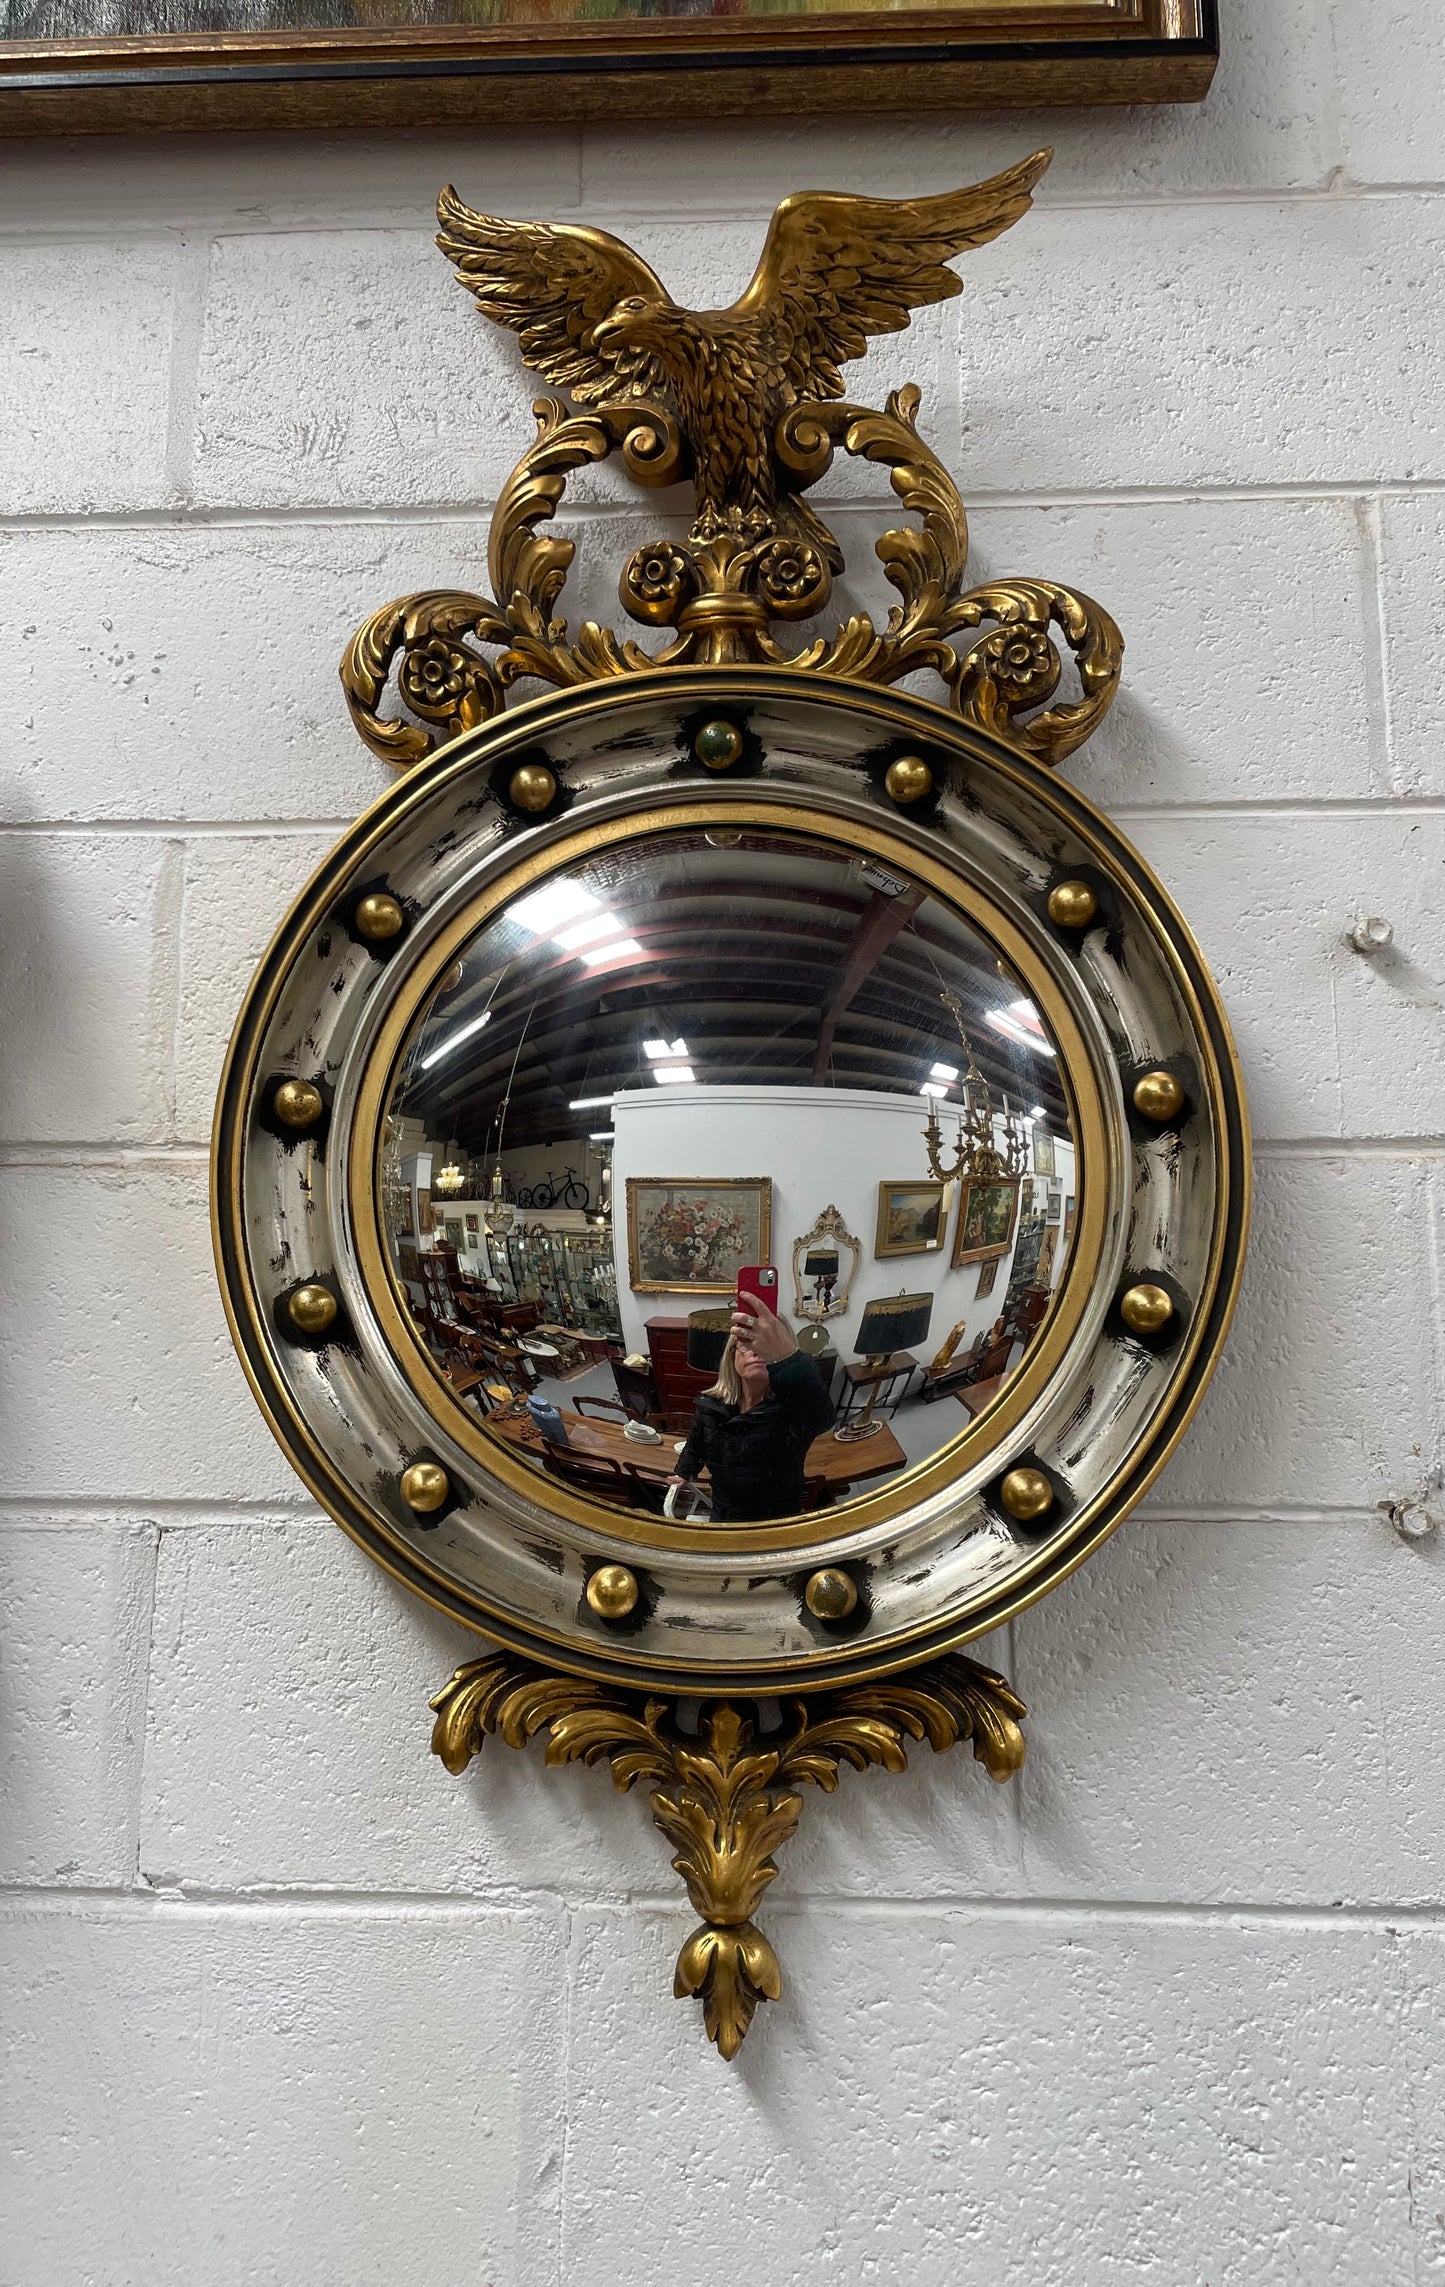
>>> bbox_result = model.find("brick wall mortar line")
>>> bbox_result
[6,1884,1445,1933]
[2,801,1444,841]
[0,1497,1401,1530]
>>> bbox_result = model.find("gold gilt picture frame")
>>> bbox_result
[875,1179,951,1260]
[952,1175,1021,1268]
[0,0,1217,138]
[625,1176,772,1296]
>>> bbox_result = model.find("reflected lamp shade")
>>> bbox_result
[686,1308,732,1374]
[804,1249,840,1278]
[854,1291,934,1359]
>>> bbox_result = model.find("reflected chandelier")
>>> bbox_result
[922,989,1029,1186]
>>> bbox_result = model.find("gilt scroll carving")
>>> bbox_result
[430,1651,1027,2058]
[341,157,1122,774]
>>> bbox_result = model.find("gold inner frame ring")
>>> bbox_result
[346,796,1112,1557]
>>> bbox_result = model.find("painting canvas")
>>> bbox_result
[875,1180,950,1260]
[974,1257,1000,1299]
[626,1178,771,1294]
[1032,1129,1057,1178]
[953,1176,1021,1267]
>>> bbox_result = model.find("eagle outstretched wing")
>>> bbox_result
[734,150,1053,400]
[436,185,674,404]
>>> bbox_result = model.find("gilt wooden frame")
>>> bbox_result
[0,0,1216,139]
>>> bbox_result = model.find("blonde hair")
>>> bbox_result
[705,1333,744,1406]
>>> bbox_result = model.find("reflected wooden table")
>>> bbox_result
[488,1406,907,1499]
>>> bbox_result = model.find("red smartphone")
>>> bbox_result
[736,1265,780,1318]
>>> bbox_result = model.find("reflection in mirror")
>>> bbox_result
[381,826,1077,1527]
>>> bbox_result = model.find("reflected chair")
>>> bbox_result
[573,1395,633,1425]
[610,1356,664,1425]
[541,1445,645,1507]
[960,1327,1016,1386]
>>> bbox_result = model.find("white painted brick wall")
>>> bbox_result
[2,4,1444,2279]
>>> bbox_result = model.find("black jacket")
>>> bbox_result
[675,1352,836,1523]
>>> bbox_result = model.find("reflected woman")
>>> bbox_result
[668,1297,836,1524]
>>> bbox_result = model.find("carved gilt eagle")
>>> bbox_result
[436,151,1051,571]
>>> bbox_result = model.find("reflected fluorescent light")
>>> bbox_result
[555,910,625,951]
[986,1009,1056,1057]
[590,1130,616,1142]
[418,1009,492,1070]
[929,1061,959,1082]
[652,1065,695,1085]
[644,1037,688,1061]
[509,880,600,936]
[1030,1105,1047,1120]
[569,1094,615,1111]
[580,938,645,968]
[920,1082,950,1100]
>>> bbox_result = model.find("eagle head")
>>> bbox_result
[591,295,672,357]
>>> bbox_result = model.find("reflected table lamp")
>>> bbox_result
[686,1308,733,1377]
[835,1291,934,1442]
[803,1246,840,1310]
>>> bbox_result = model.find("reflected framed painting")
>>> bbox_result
[875,1179,951,1260]
[626,1177,771,1296]
[0,0,1217,135]
[952,1174,1021,1267]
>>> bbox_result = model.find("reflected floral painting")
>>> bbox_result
[626,1178,771,1294]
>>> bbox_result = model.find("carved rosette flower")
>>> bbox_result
[974,622,1060,710]
[339,588,506,769]
[620,540,697,627]
[946,577,1124,765]
[753,537,831,620]
[398,636,475,722]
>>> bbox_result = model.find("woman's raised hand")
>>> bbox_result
[731,1295,797,1364]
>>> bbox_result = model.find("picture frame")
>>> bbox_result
[975,1258,1000,1300]
[1063,1195,1077,1248]
[952,1175,1021,1267]
[0,2,1217,138]
[1046,1188,1063,1226]
[626,1177,771,1295]
[1032,1129,1058,1179]
[875,1179,952,1260]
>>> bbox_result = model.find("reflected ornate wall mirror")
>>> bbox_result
[791,1206,861,1324]
[213,154,1248,2058]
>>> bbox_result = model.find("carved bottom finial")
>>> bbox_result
[429,1652,1026,2057]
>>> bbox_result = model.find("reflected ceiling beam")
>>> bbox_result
[812,888,926,1084]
